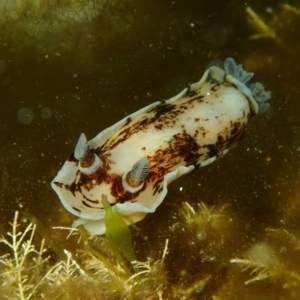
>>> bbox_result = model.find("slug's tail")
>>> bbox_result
[224,57,271,113]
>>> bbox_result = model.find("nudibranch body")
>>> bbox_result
[51,58,271,235]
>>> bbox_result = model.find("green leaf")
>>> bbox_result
[102,196,137,262]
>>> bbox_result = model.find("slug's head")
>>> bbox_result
[51,132,154,234]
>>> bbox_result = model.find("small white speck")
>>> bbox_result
[179,186,183,191]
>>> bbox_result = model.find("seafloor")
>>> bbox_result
[0,0,300,299]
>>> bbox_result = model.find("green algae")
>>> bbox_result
[102,196,136,264]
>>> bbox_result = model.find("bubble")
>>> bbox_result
[40,107,53,119]
[196,230,207,242]
[17,107,33,125]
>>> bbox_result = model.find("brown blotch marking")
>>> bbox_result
[194,95,205,102]
[153,183,161,195]
[185,89,198,98]
[66,180,78,196]
[185,95,205,105]
[82,200,93,208]
[112,127,131,147]
[53,181,63,188]
[64,159,146,206]
[203,119,245,158]
[170,132,202,164]
[147,161,170,184]
[148,132,202,182]
[153,178,163,188]
[94,145,106,156]
[185,89,193,97]
[106,116,151,150]
[68,152,78,163]
[138,118,149,127]
[111,176,146,203]
[149,102,176,118]
[85,198,100,204]
[103,92,207,152]
[155,124,163,130]
[204,144,220,158]
[72,207,81,212]
[184,88,204,105]
[79,163,112,189]
[80,150,96,168]
[108,102,186,150]
[230,121,241,136]
[198,126,208,138]
[64,162,110,198]
[210,84,221,92]
[217,134,224,143]
[203,133,230,158]
[122,117,132,127]
[152,178,164,195]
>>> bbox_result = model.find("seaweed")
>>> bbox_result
[230,231,300,288]
[0,211,62,299]
[102,196,136,272]
[3,200,300,299]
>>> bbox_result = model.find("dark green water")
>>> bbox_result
[0,1,300,298]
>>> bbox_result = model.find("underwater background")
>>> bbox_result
[0,0,300,299]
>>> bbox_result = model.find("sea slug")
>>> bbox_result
[51,57,271,235]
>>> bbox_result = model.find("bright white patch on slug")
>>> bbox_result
[51,57,271,235]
